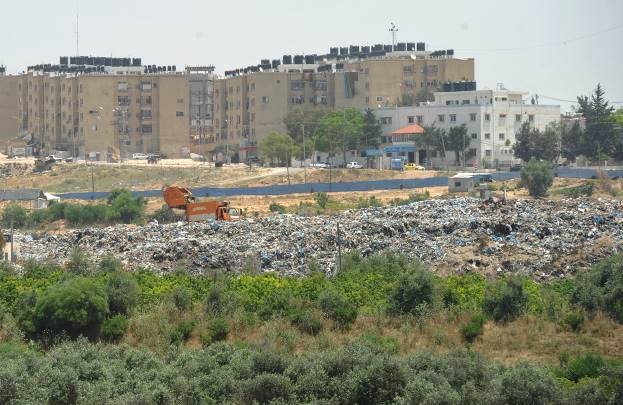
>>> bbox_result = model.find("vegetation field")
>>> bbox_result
[0,250,622,403]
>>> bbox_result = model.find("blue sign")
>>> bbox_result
[383,145,417,153]
[365,149,382,156]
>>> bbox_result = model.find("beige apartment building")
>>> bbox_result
[0,70,19,151]
[16,67,191,160]
[214,50,474,161]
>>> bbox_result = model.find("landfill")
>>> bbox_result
[16,197,623,280]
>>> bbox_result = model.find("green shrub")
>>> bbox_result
[484,276,528,322]
[170,320,195,345]
[204,282,237,316]
[209,318,229,342]
[238,373,291,404]
[105,189,145,223]
[318,290,357,328]
[66,247,93,276]
[564,311,584,332]
[149,204,178,223]
[499,362,560,405]
[563,353,606,382]
[101,315,128,342]
[388,269,435,315]
[460,314,486,343]
[572,254,623,323]
[98,255,123,273]
[268,202,286,214]
[106,272,139,315]
[315,192,329,209]
[1,203,27,228]
[252,351,288,375]
[33,277,109,340]
[520,158,554,197]
[346,359,406,404]
[169,287,192,311]
[289,309,323,336]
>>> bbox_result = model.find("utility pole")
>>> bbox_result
[336,221,342,273]
[302,123,307,184]
[389,23,399,50]
[91,164,95,197]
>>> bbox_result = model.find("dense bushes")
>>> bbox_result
[484,275,528,322]
[521,158,554,197]
[0,188,145,229]
[572,254,623,322]
[388,268,435,315]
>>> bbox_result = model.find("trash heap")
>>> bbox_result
[17,197,623,280]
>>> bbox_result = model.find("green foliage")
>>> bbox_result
[356,195,382,209]
[513,122,561,162]
[289,309,323,336]
[561,353,607,382]
[1,203,27,228]
[521,158,554,197]
[313,108,364,160]
[98,254,123,273]
[460,313,486,343]
[283,107,327,144]
[258,132,296,167]
[315,192,329,209]
[318,290,358,328]
[209,318,229,342]
[564,311,585,332]
[170,320,195,345]
[268,202,286,214]
[557,182,594,198]
[66,247,93,276]
[484,275,528,322]
[238,373,291,404]
[149,204,178,223]
[105,189,145,223]
[388,268,435,315]
[389,190,430,206]
[106,271,139,315]
[572,254,623,323]
[33,277,109,340]
[576,84,618,159]
[445,124,471,166]
[362,108,382,149]
[101,314,128,342]
[499,361,560,405]
[169,286,192,311]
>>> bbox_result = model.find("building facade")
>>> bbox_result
[373,87,561,169]
[213,44,474,162]
[0,69,19,151]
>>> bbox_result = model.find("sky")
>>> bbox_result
[1,0,622,112]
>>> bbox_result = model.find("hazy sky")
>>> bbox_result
[2,0,622,111]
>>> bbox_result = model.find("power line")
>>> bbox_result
[538,94,623,105]
[456,22,623,52]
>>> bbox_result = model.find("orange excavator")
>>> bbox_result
[163,186,242,221]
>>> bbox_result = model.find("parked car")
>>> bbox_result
[132,153,149,160]
[404,163,425,171]
[346,161,363,169]
[45,155,63,162]
[309,162,329,168]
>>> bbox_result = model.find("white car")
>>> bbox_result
[309,162,329,168]
[346,161,363,169]
[132,153,149,160]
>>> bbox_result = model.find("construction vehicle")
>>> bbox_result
[163,186,242,221]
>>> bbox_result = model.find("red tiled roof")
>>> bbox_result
[391,124,425,135]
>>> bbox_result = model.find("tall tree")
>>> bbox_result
[445,125,471,166]
[560,121,584,162]
[258,132,296,183]
[283,108,328,144]
[414,126,445,168]
[513,122,560,162]
[313,108,364,164]
[362,109,382,149]
[576,84,616,159]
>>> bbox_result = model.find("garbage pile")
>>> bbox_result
[17,198,623,280]
[0,162,33,178]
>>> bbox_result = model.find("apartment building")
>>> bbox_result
[373,86,561,169]
[188,67,216,156]
[0,68,19,150]
[15,58,191,160]
[214,43,474,161]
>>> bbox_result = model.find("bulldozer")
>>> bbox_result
[163,186,242,221]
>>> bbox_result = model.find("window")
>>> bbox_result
[140,96,152,105]
[499,133,505,140]
[141,110,152,118]
[380,117,392,125]
[438,114,445,122]
[262,96,269,104]
[499,114,507,119]
[177,98,184,103]
[484,113,490,121]
[141,82,152,91]
[485,149,492,157]
[515,114,521,122]
[450,114,456,122]
[117,82,128,91]
[471,133,477,139]
[462,100,470,105]
[528,114,534,122]
[376,96,384,102]
[313,81,327,90]
[431,150,438,158]
[416,115,423,123]
[484,133,490,140]
[469,148,477,156]
[408,116,415,123]
[454,182,462,187]
[470,113,477,121]
[141,125,152,133]
[291,81,305,91]
[446,100,452,105]
[117,96,129,106]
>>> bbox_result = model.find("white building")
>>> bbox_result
[373,87,561,169]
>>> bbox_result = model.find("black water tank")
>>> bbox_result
[283,55,292,64]
[361,46,370,54]
[384,44,393,52]
[330,47,339,56]
[272,59,280,69]
[293,55,304,64]
[372,44,383,51]
[396,42,406,51]
[60,56,68,65]
[335,63,344,70]
[417,42,425,51]
[447,49,454,56]
[349,45,359,54]
[340,47,348,55]
[407,42,415,51]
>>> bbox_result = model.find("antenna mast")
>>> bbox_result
[389,22,398,49]
[76,5,79,56]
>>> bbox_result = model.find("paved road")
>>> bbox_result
[58,167,623,200]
